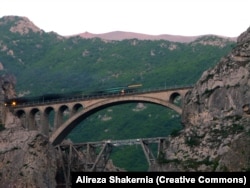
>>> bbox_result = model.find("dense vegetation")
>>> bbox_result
[0,16,236,171]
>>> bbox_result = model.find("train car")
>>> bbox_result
[4,93,63,106]
[92,84,142,95]
[39,93,65,102]
[4,96,30,107]
[102,86,127,94]
[125,84,142,93]
[89,86,125,96]
[3,84,143,106]
[4,98,16,107]
[127,84,142,88]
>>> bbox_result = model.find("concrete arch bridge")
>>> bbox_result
[8,86,192,145]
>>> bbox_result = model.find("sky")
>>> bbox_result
[0,0,249,37]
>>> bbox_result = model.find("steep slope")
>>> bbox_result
[0,128,58,187]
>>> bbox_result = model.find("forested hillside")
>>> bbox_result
[0,16,236,171]
[0,16,236,96]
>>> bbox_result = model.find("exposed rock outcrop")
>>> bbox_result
[0,74,17,128]
[0,74,58,187]
[0,16,43,35]
[0,127,58,187]
[153,26,250,171]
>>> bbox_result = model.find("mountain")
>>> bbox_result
[0,15,236,97]
[77,31,237,43]
[77,31,203,43]
[0,15,237,43]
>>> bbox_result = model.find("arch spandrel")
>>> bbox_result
[9,87,192,145]
[49,95,183,145]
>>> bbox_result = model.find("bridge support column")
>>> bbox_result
[68,108,75,118]
[89,143,113,172]
[157,138,166,157]
[54,110,64,130]
[85,144,97,169]
[28,112,37,131]
[55,142,113,186]
[56,145,71,188]
[18,111,28,130]
[140,140,156,167]
[40,112,49,136]
[53,111,59,129]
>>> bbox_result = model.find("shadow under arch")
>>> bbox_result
[50,96,182,145]
[169,92,181,105]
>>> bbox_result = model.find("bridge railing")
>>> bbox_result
[59,137,168,148]
[8,85,193,108]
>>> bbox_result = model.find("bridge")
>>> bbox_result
[6,85,192,145]
[56,137,167,186]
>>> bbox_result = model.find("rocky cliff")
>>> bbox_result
[0,127,58,188]
[151,26,250,171]
[0,74,58,187]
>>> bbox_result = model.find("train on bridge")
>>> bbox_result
[4,84,143,107]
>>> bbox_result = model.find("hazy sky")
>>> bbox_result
[0,0,249,37]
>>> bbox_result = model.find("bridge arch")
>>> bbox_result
[57,105,70,125]
[15,109,26,128]
[14,103,85,132]
[169,92,181,104]
[50,95,182,145]
[72,103,84,115]
[28,108,40,130]
[40,106,54,135]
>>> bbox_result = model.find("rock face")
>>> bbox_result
[152,26,250,171]
[0,74,17,127]
[0,127,58,187]
[0,74,58,187]
[0,74,17,99]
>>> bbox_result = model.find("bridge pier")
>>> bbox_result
[54,137,168,187]
[89,143,113,172]
[157,138,166,158]
[54,110,64,130]
[28,111,38,131]
[53,106,75,132]
[140,140,156,166]
[55,142,114,185]
[40,111,50,136]
[140,138,167,167]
